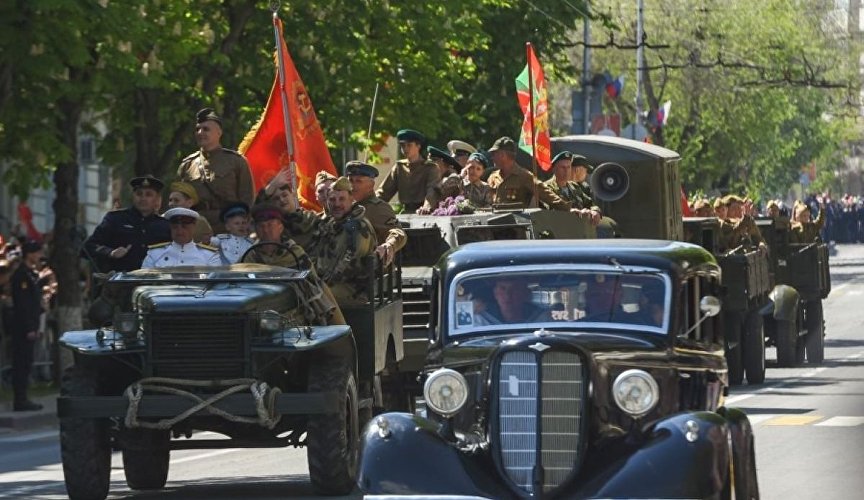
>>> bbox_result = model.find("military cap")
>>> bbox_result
[196,107,222,127]
[693,199,710,210]
[344,161,379,178]
[21,240,43,255]
[396,129,425,145]
[129,175,165,192]
[315,170,339,185]
[467,152,490,170]
[219,201,250,223]
[551,151,574,165]
[712,197,724,209]
[427,146,461,171]
[163,207,200,221]
[766,199,780,210]
[447,140,477,156]
[488,136,517,154]
[250,203,283,223]
[570,154,594,172]
[726,194,745,204]
[331,176,352,192]
[169,181,199,205]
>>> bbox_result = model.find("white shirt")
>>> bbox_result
[210,234,255,265]
[142,241,221,268]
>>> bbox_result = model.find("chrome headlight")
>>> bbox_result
[423,368,468,417]
[259,310,287,332]
[114,312,139,335]
[612,369,659,417]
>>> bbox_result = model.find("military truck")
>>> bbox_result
[57,256,403,500]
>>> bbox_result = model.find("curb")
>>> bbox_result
[0,395,58,431]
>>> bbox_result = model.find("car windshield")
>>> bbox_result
[449,266,670,336]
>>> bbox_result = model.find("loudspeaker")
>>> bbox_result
[590,162,630,202]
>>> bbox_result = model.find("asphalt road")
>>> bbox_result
[1,244,862,499]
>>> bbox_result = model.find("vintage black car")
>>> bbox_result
[359,240,759,499]
[58,260,403,500]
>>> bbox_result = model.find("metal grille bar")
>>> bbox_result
[150,316,246,379]
[541,351,583,492]
[498,351,538,491]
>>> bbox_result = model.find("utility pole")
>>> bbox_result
[633,0,645,139]
[582,6,592,134]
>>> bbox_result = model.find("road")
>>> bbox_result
[1,245,862,499]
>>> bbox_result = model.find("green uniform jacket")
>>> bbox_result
[790,208,825,243]
[177,147,255,233]
[376,158,442,213]
[487,166,570,210]
[358,195,407,252]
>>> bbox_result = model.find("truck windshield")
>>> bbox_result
[449,267,670,336]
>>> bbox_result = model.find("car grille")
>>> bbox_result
[497,349,585,495]
[149,315,247,379]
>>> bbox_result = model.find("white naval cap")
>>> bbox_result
[163,207,200,221]
[447,140,477,156]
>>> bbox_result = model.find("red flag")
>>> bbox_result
[680,186,692,217]
[17,202,43,242]
[515,43,552,171]
[238,17,336,211]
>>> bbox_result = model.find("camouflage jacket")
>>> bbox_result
[543,178,599,211]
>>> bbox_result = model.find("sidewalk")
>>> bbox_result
[0,393,58,432]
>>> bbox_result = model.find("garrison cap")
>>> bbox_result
[570,154,594,173]
[726,194,745,204]
[331,176,352,192]
[314,170,338,185]
[163,207,200,221]
[344,161,379,178]
[467,152,490,170]
[427,146,461,170]
[447,140,477,156]
[396,129,425,145]
[251,203,283,223]
[129,175,165,192]
[488,136,517,154]
[551,151,574,165]
[693,199,710,210]
[219,201,250,223]
[712,197,725,209]
[21,240,43,255]
[766,199,780,210]
[196,107,222,127]
[169,181,199,205]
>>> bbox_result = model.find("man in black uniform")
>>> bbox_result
[84,176,171,272]
[10,240,45,411]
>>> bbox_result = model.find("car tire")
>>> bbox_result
[805,300,825,364]
[774,318,798,368]
[122,429,170,490]
[306,357,360,496]
[743,312,765,385]
[60,366,111,500]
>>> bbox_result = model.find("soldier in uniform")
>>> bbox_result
[84,175,171,272]
[177,108,254,233]
[346,161,406,266]
[790,200,826,243]
[693,199,714,218]
[427,146,463,201]
[9,240,45,411]
[284,177,378,305]
[447,139,477,168]
[376,129,441,213]
[142,208,221,267]
[543,151,601,225]
[726,195,767,252]
[315,170,338,213]
[570,155,602,217]
[211,202,254,265]
[485,136,571,211]
[461,152,494,208]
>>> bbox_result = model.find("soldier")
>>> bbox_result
[142,208,221,267]
[790,200,826,243]
[427,146,463,201]
[345,161,406,266]
[177,108,254,233]
[84,176,171,272]
[210,202,254,265]
[571,155,602,217]
[461,152,494,208]
[764,200,781,219]
[693,199,714,218]
[447,139,477,168]
[167,181,213,244]
[284,177,378,305]
[376,129,441,213]
[9,240,45,411]
[315,170,338,213]
[543,151,601,224]
[485,136,571,211]
[726,195,767,252]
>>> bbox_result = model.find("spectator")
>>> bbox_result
[10,240,45,411]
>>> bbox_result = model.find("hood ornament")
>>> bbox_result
[529,342,550,352]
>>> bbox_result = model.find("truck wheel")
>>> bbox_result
[122,429,170,490]
[805,300,825,364]
[307,358,360,495]
[743,313,765,385]
[774,319,798,368]
[60,366,111,500]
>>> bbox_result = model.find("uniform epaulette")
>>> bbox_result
[181,151,198,162]
[148,241,171,249]
[196,242,218,251]
[216,234,231,239]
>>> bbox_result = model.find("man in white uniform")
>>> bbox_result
[142,207,221,268]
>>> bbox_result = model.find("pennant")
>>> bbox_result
[658,100,671,127]
[605,75,625,99]
[515,43,552,171]
[238,17,337,211]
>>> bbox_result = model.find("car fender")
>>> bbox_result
[767,284,799,322]
[59,329,145,355]
[575,412,731,499]
[251,324,353,353]
[357,412,508,498]
[717,406,759,498]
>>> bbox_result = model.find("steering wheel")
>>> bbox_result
[240,241,304,269]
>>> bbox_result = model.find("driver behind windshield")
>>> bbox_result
[142,207,221,268]
[473,277,550,325]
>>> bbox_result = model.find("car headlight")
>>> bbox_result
[612,369,659,417]
[114,312,139,335]
[259,310,287,332]
[423,368,468,417]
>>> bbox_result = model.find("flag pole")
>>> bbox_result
[271,8,298,204]
[362,83,381,163]
[526,42,539,207]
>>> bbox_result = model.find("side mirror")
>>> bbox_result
[699,296,721,317]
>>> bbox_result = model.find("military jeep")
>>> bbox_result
[359,240,759,499]
[57,261,403,500]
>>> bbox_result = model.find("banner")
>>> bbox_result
[515,43,552,171]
